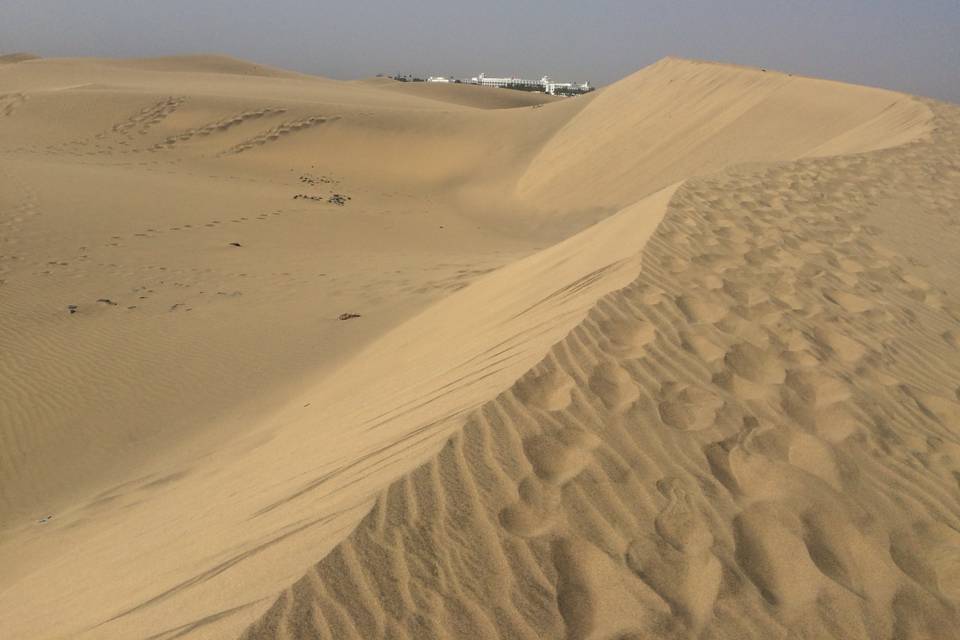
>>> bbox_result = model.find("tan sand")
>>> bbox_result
[1,54,958,639]
[360,78,565,109]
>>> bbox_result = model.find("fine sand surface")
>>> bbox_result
[1,54,959,639]
[357,77,565,109]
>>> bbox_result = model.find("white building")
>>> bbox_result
[540,76,592,96]
[468,73,591,95]
[427,76,451,83]
[469,73,540,89]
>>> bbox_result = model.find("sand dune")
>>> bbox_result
[0,52,41,64]
[1,54,959,640]
[97,54,314,78]
[518,57,932,217]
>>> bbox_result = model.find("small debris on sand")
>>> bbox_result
[299,174,336,186]
[37,515,53,524]
[67,304,78,314]
[97,298,118,305]
[229,242,242,247]
[337,312,361,321]
[293,193,351,205]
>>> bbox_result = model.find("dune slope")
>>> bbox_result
[1,55,958,640]
[244,98,960,640]
[518,57,931,217]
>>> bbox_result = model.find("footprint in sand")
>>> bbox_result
[723,341,787,384]
[498,475,561,538]
[625,478,721,634]
[658,382,725,432]
[512,366,575,412]
[552,536,673,640]
[522,429,596,486]
[597,317,657,359]
[501,427,600,538]
[943,330,960,349]
[783,368,852,409]
[822,288,875,314]
[675,294,728,324]
[678,327,726,362]
[812,326,867,363]
[588,361,640,411]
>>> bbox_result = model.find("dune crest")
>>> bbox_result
[94,54,314,78]
[517,57,932,216]
[0,52,41,64]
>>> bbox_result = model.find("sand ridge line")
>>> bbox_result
[241,100,960,639]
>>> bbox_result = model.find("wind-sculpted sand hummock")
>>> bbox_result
[1,54,959,640]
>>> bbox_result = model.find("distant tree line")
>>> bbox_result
[388,74,425,82]
[552,86,595,97]
[501,82,543,93]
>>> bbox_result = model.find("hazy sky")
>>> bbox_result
[2,1,958,102]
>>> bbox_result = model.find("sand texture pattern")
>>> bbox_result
[241,99,960,640]
[1,54,958,640]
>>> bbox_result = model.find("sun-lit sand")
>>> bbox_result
[1,53,959,639]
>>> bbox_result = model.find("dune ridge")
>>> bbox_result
[0,52,41,64]
[241,98,960,640]
[517,57,932,217]
[1,54,958,640]
[87,54,313,78]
